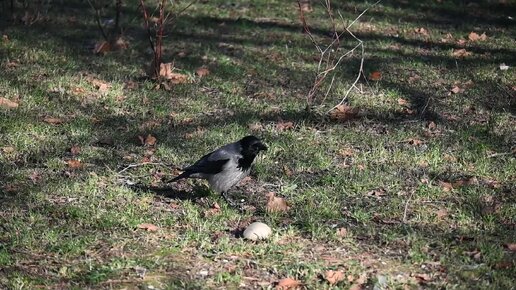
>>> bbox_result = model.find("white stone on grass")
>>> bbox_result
[243,222,272,241]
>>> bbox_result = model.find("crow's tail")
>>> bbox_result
[167,171,190,183]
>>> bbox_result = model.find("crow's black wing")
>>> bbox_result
[184,155,230,175]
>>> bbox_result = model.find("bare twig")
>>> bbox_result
[403,190,415,223]
[113,0,122,38]
[487,152,514,158]
[297,0,382,110]
[117,162,177,174]
[87,0,109,41]
[167,0,199,24]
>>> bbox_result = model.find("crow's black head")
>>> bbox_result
[239,135,268,157]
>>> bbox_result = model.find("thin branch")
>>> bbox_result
[113,0,122,39]
[403,190,416,223]
[487,152,514,158]
[117,162,177,175]
[139,0,156,55]
[167,0,198,24]
[87,0,109,41]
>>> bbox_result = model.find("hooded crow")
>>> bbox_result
[168,135,268,204]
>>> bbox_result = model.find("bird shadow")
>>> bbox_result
[127,183,211,201]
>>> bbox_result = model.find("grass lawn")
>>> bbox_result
[1,0,515,289]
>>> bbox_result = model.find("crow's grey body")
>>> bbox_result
[184,142,249,193]
[168,136,267,201]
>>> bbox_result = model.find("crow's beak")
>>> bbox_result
[259,143,268,151]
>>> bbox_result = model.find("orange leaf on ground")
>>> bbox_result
[414,27,429,36]
[138,223,159,231]
[276,120,294,131]
[93,40,111,55]
[450,86,463,94]
[397,98,409,106]
[405,138,424,146]
[336,227,348,237]
[468,32,487,41]
[0,97,19,108]
[144,134,157,146]
[415,273,432,283]
[266,192,290,213]
[436,208,448,218]
[439,181,453,192]
[324,270,345,285]
[67,159,82,169]
[43,117,64,125]
[452,48,471,57]
[276,278,301,289]
[204,202,221,217]
[339,148,354,157]
[329,104,359,122]
[369,71,382,81]
[195,67,210,77]
[505,243,516,252]
[158,63,189,84]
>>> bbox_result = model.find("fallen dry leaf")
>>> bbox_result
[324,270,345,285]
[71,86,86,96]
[70,145,81,156]
[494,261,512,269]
[366,188,387,198]
[276,120,294,131]
[505,243,516,252]
[415,273,432,283]
[204,202,221,217]
[1,146,15,153]
[339,148,354,157]
[93,40,111,55]
[276,277,301,290]
[66,159,82,169]
[0,97,19,108]
[299,0,312,12]
[329,104,359,122]
[436,208,448,219]
[369,71,382,81]
[349,272,368,290]
[468,32,487,41]
[336,227,348,237]
[112,36,129,50]
[137,223,159,232]
[43,117,64,125]
[29,171,42,183]
[452,48,471,57]
[158,62,189,84]
[439,181,453,192]
[428,121,437,130]
[450,85,463,94]
[266,192,290,213]
[139,134,157,146]
[248,122,263,131]
[283,165,293,177]
[405,138,424,146]
[415,27,429,36]
[397,98,409,106]
[195,67,210,77]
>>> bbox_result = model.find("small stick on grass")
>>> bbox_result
[403,190,415,223]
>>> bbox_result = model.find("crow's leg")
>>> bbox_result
[221,191,238,207]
